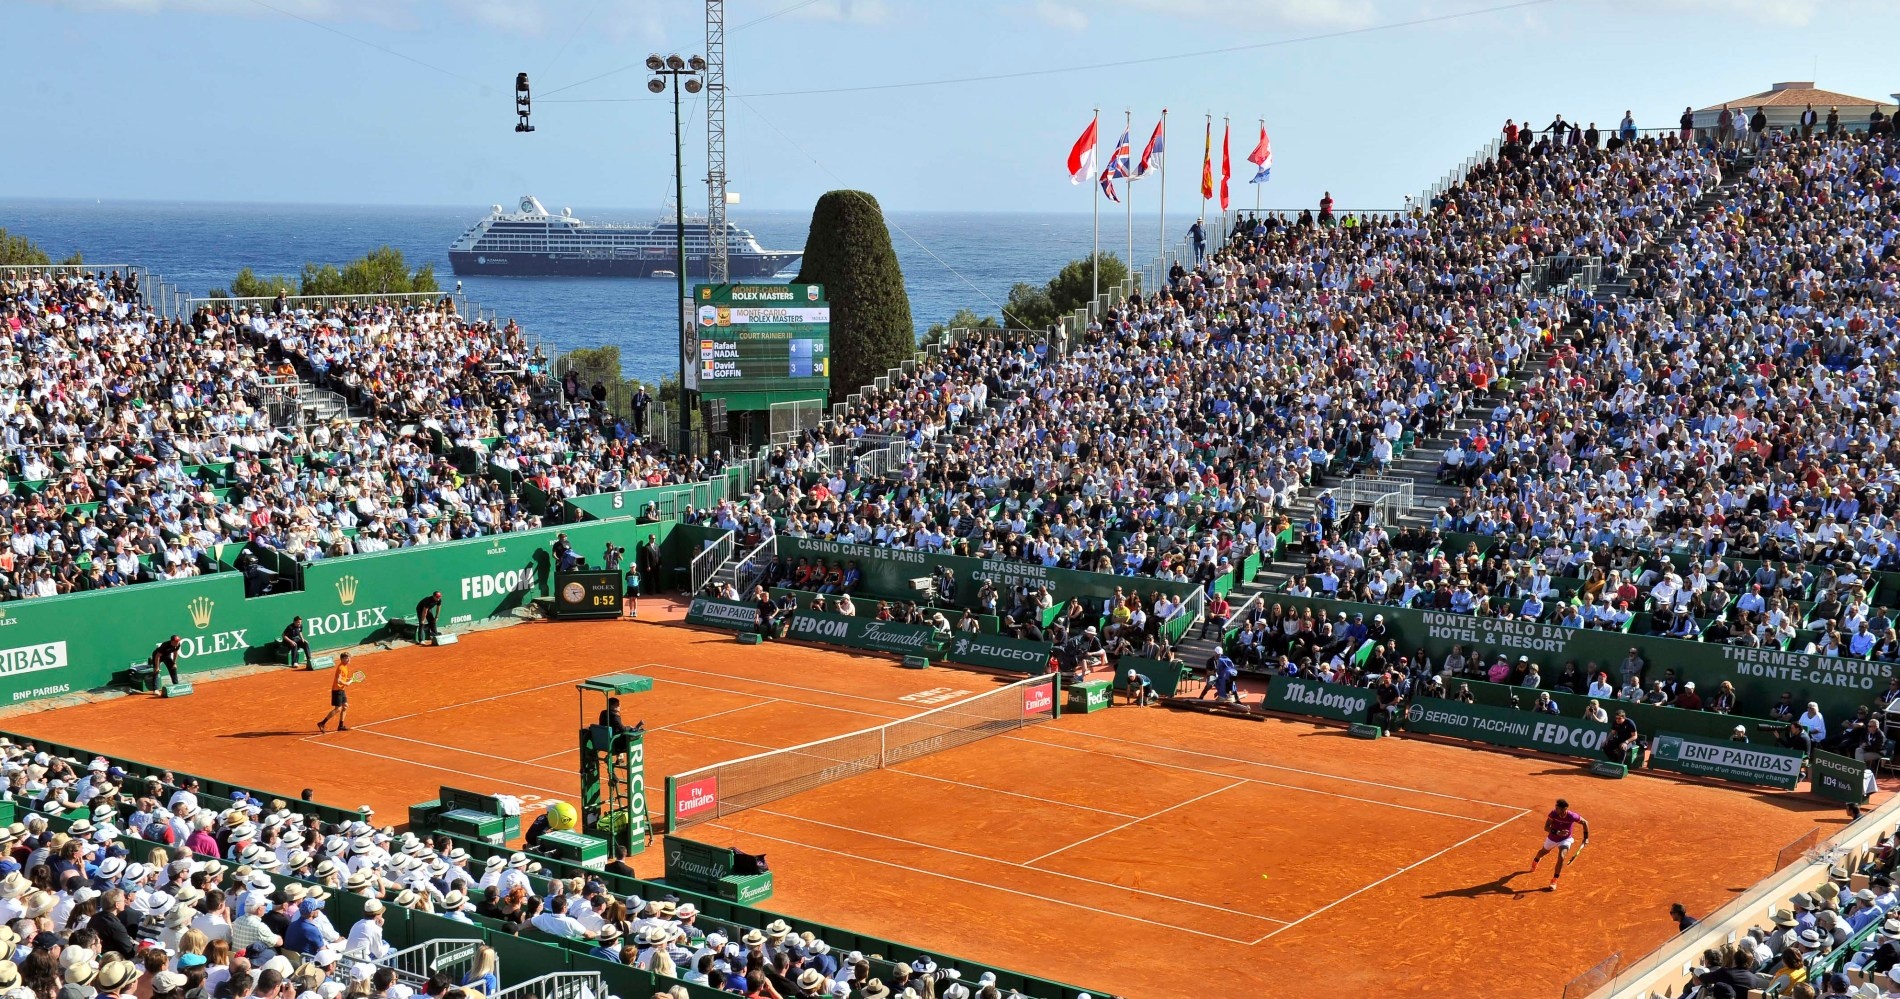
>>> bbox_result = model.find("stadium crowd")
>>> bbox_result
[0,273,722,604]
[0,739,1017,999]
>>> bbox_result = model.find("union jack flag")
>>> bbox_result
[1099,128,1131,203]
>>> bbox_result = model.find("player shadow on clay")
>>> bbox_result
[1421,870,1539,900]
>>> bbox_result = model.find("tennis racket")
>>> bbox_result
[350,670,367,684]
[1568,839,1589,866]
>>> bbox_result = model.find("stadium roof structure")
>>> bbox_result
[1692,81,1898,129]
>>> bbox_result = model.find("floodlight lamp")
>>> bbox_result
[647,78,667,94]
[666,54,686,71]
[684,79,702,94]
[645,54,665,71]
[688,56,706,72]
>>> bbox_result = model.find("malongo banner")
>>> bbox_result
[1648,732,1803,789]
[1402,699,1613,760]
[942,633,1054,673]
[1259,593,1896,721]
[685,597,757,631]
[1264,676,1375,724]
[786,609,942,657]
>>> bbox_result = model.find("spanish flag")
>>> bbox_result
[1199,118,1213,200]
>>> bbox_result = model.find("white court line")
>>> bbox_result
[750,808,1287,928]
[710,823,1271,946]
[1006,736,1500,824]
[343,729,580,775]
[529,697,789,764]
[1248,808,1528,945]
[883,769,1143,819]
[1023,727,1525,813]
[1022,780,1246,865]
[299,735,575,798]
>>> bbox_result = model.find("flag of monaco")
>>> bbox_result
[1067,116,1098,185]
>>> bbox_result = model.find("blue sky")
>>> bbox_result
[5,0,1897,214]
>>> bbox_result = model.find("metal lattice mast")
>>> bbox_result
[705,0,728,282]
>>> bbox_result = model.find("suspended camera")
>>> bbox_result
[514,72,534,133]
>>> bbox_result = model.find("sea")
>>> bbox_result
[0,199,1174,383]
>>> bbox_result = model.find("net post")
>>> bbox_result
[664,775,678,833]
[1052,673,1064,719]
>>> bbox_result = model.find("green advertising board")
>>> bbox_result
[1647,732,1804,789]
[1402,698,1613,760]
[773,538,1201,612]
[692,283,830,409]
[1111,656,1189,698]
[785,609,941,657]
[942,632,1055,673]
[684,597,758,631]
[1263,676,1377,724]
[1256,592,1894,725]
[1811,750,1873,804]
[0,518,673,708]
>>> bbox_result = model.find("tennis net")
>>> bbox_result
[665,672,1060,830]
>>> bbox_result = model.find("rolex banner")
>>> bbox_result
[785,609,942,657]
[1811,749,1873,805]
[942,632,1056,672]
[1648,731,1803,790]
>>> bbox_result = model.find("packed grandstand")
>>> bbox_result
[4,109,1900,998]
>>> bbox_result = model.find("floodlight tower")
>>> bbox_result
[706,0,729,283]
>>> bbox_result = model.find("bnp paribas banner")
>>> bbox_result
[942,633,1055,673]
[1402,699,1613,760]
[0,518,673,708]
[786,609,941,657]
[1648,732,1804,790]
[1264,594,1895,723]
[685,597,757,631]
[1263,676,1376,723]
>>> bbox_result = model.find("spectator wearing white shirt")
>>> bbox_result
[345,899,393,959]
[527,895,594,940]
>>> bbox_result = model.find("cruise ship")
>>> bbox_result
[448,196,802,278]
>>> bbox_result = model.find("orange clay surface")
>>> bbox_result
[4,602,1850,999]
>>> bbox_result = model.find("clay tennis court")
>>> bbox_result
[1,610,1850,999]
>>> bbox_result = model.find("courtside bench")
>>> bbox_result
[664,835,774,904]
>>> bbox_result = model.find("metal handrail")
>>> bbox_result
[689,529,735,594]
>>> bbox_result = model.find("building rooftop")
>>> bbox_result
[1698,81,1897,112]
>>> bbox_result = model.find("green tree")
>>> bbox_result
[922,307,1000,340]
[0,228,52,267]
[216,246,438,300]
[1045,252,1131,319]
[1002,281,1058,331]
[58,251,83,266]
[229,268,298,299]
[792,191,914,398]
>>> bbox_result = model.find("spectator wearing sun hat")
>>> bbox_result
[588,925,624,963]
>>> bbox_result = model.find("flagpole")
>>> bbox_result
[1256,117,1264,212]
[1090,107,1100,308]
[1200,112,1209,226]
[1123,108,1133,292]
[1158,108,1167,281]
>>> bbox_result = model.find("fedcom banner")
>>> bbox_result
[1402,699,1612,760]
[1648,731,1803,789]
[1264,676,1375,723]
[786,609,940,657]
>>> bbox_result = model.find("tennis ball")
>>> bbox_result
[546,800,579,831]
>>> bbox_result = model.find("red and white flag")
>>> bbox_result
[1067,116,1098,185]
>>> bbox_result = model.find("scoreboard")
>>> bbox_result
[692,283,830,402]
[553,570,625,620]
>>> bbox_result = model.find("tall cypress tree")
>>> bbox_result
[793,191,913,399]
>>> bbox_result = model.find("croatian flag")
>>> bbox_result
[1248,122,1273,184]
[1067,116,1098,185]
[1136,116,1164,178]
